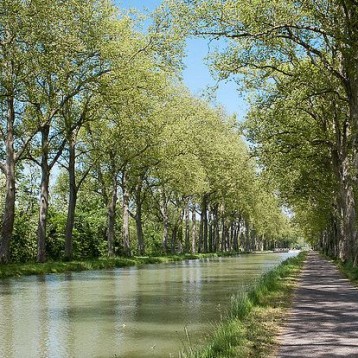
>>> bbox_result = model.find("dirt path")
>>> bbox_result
[277,252,358,357]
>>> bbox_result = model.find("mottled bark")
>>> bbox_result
[0,98,16,263]
[37,125,50,263]
[233,222,239,251]
[220,217,226,252]
[184,201,190,253]
[160,189,169,253]
[349,72,358,265]
[64,134,76,260]
[121,172,131,257]
[212,204,219,252]
[135,181,145,255]
[171,224,177,254]
[341,5,358,263]
[244,220,251,252]
[199,194,208,253]
[208,206,214,252]
[107,176,118,257]
[191,205,197,253]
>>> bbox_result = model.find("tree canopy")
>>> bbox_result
[0,0,300,263]
[160,0,358,262]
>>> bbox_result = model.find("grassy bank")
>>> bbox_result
[182,252,307,358]
[335,259,358,284]
[0,252,234,279]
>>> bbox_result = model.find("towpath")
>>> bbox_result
[277,251,358,357]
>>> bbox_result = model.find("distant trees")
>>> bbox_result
[0,0,292,263]
[164,0,358,262]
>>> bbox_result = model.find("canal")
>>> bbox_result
[0,252,297,357]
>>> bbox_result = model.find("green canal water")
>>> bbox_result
[0,252,297,357]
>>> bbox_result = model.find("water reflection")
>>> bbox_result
[0,252,296,357]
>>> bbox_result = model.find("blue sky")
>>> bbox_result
[116,0,248,120]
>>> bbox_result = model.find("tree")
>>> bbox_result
[23,0,118,262]
[165,0,358,262]
[0,1,39,262]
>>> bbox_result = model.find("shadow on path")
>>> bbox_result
[278,252,358,357]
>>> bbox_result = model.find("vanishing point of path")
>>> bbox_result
[278,252,358,357]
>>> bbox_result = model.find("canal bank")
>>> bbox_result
[184,252,306,358]
[0,253,231,279]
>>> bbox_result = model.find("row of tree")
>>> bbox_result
[163,0,358,263]
[0,0,292,263]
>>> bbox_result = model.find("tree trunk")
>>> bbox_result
[0,98,16,263]
[208,207,213,252]
[191,205,197,253]
[233,221,239,251]
[332,145,356,262]
[135,181,145,255]
[37,125,50,263]
[244,220,251,252]
[64,134,77,260]
[342,12,358,263]
[220,216,225,252]
[171,224,177,254]
[108,176,118,257]
[200,194,208,253]
[121,171,131,257]
[160,189,169,253]
[349,76,358,265]
[212,204,219,252]
[184,201,190,253]
[343,179,357,263]
[37,153,48,263]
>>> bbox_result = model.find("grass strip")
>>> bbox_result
[0,252,237,279]
[335,259,358,284]
[181,251,307,358]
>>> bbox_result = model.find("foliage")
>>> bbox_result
[162,0,358,262]
[0,0,297,264]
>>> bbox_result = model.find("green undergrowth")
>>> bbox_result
[335,259,358,284]
[181,252,307,358]
[321,252,358,285]
[0,252,235,279]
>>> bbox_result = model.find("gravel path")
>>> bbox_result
[277,252,358,357]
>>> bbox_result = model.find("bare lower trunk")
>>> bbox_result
[233,221,239,251]
[122,172,131,257]
[107,177,118,257]
[160,189,169,253]
[37,171,49,263]
[0,98,16,263]
[65,136,76,260]
[212,204,219,252]
[184,201,190,253]
[333,149,357,262]
[350,74,358,265]
[191,205,197,253]
[208,207,213,252]
[202,195,208,253]
[344,180,357,263]
[135,184,144,255]
[220,217,225,252]
[171,224,177,254]
[0,171,15,263]
[344,32,358,263]
[244,220,251,252]
[37,125,50,263]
